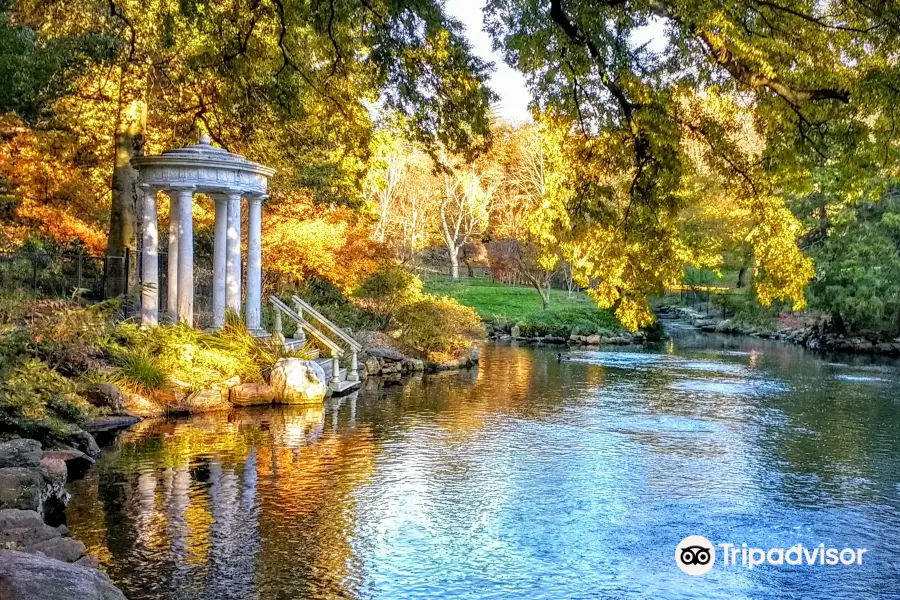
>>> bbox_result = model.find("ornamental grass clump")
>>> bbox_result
[97,312,312,393]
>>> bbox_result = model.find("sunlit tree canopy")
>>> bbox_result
[485,0,900,328]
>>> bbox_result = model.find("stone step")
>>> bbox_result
[315,357,346,382]
[329,380,361,396]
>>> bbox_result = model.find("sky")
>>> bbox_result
[444,0,533,123]
[443,1,670,124]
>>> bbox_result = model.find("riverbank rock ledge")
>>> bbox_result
[270,358,328,404]
[0,438,126,599]
[0,439,42,469]
[0,550,126,600]
[362,346,464,375]
[488,321,655,346]
[667,306,900,356]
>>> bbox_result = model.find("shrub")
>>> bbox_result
[28,298,120,351]
[394,294,484,361]
[353,266,424,325]
[0,359,96,440]
[294,277,381,331]
[515,306,622,338]
[0,288,37,326]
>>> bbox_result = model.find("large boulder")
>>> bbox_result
[0,466,68,524]
[0,509,63,548]
[82,384,123,412]
[270,358,328,404]
[0,550,126,600]
[230,383,276,407]
[212,376,241,402]
[179,389,231,413]
[64,430,100,461]
[0,440,42,469]
[122,392,166,417]
[379,361,401,375]
[55,345,104,378]
[405,359,425,372]
[364,356,381,376]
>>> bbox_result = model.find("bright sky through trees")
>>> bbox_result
[445,0,531,123]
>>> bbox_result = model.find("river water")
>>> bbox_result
[66,331,900,599]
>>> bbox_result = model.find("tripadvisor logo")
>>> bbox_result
[675,535,868,576]
[676,535,716,576]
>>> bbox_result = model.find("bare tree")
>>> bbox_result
[487,238,556,309]
[365,137,409,244]
[438,162,494,279]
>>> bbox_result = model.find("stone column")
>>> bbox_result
[167,191,179,319]
[212,195,228,329]
[175,187,196,325]
[225,192,242,316]
[140,186,159,327]
[245,195,264,334]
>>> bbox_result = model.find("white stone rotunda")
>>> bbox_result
[132,135,275,333]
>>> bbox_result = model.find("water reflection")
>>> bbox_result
[67,332,900,599]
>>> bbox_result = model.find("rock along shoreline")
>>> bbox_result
[0,437,127,599]
[663,306,900,357]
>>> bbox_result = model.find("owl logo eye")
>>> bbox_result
[680,545,712,565]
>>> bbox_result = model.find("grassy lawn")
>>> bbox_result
[423,276,622,336]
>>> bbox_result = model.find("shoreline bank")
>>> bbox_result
[661,306,900,357]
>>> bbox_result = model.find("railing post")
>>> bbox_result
[76,254,83,294]
[347,349,359,382]
[273,305,284,345]
[331,352,341,388]
[124,248,131,291]
[292,301,306,341]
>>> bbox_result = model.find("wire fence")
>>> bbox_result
[412,263,578,292]
[0,250,218,325]
[663,285,752,319]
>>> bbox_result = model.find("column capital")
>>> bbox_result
[167,185,197,193]
[245,193,268,204]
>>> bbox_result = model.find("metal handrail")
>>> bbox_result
[270,297,344,357]
[291,295,362,351]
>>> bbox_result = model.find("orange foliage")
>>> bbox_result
[263,191,391,291]
[0,116,109,253]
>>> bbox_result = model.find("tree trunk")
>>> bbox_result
[817,203,829,239]
[449,246,460,279]
[830,312,847,335]
[539,283,550,310]
[107,69,148,298]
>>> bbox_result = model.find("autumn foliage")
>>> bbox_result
[263,192,391,292]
